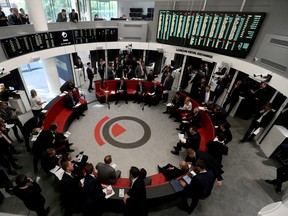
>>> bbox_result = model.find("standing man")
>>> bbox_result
[56,9,67,22]
[69,9,78,23]
[98,58,106,80]
[161,71,174,103]
[240,103,274,143]
[135,61,147,79]
[19,8,29,24]
[123,166,148,216]
[0,5,8,26]
[86,62,94,92]
[13,174,50,216]
[223,80,242,114]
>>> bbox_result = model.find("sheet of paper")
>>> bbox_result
[4,123,14,129]
[190,170,197,176]
[104,90,109,93]
[41,110,48,113]
[102,185,115,199]
[119,189,125,198]
[198,106,206,111]
[111,163,117,169]
[110,91,115,94]
[50,165,60,174]
[253,127,261,135]
[74,102,81,108]
[148,92,155,96]
[54,168,65,180]
[166,103,174,107]
[178,133,186,143]
[163,90,169,94]
[64,131,71,138]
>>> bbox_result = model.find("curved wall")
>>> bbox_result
[0,41,288,97]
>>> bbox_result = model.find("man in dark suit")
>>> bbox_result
[200,85,214,105]
[23,113,46,152]
[135,61,147,78]
[41,148,60,175]
[190,77,206,102]
[86,62,94,92]
[96,155,121,185]
[123,166,148,216]
[69,9,78,22]
[83,163,107,216]
[163,91,184,116]
[145,80,161,107]
[240,103,274,143]
[176,107,202,133]
[185,149,224,187]
[179,159,215,214]
[223,80,242,113]
[60,80,75,93]
[265,164,288,193]
[13,174,49,216]
[65,90,85,120]
[115,78,128,105]
[98,58,106,80]
[158,161,189,181]
[206,133,229,165]
[161,71,174,103]
[61,160,83,216]
[171,126,201,155]
[133,81,146,103]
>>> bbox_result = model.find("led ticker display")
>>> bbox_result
[1,28,118,59]
[156,10,265,58]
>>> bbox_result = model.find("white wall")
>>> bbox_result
[118,1,154,18]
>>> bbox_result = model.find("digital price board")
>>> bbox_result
[74,29,97,44]
[156,10,265,58]
[1,35,33,58]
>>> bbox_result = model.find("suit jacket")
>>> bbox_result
[23,116,43,135]
[206,141,228,164]
[96,162,119,185]
[60,173,82,206]
[65,93,79,110]
[116,81,127,93]
[56,12,67,22]
[0,106,16,122]
[159,163,187,181]
[200,90,214,104]
[186,132,201,151]
[254,109,274,128]
[60,81,75,93]
[126,177,147,216]
[162,76,174,90]
[127,69,136,80]
[135,65,147,78]
[86,67,94,79]
[172,96,184,108]
[83,175,105,207]
[149,84,160,97]
[69,12,78,22]
[32,130,54,154]
[228,86,242,103]
[215,128,232,145]
[136,84,146,95]
[189,112,201,129]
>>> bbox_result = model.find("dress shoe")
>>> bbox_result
[45,207,50,216]
[176,128,182,131]
[133,101,137,103]
[88,89,91,93]
[80,113,85,116]
[149,104,151,107]
[265,179,276,185]
[68,143,73,146]
[178,205,189,212]
[76,116,80,120]
[168,115,173,118]
[171,150,179,155]
[67,149,75,153]
[115,101,118,105]
[79,151,84,155]
[174,119,179,122]
[137,101,141,104]
[125,101,128,104]
[144,103,148,106]
[239,139,246,143]
[163,111,168,114]
[275,186,282,193]
[173,146,178,150]
[108,103,110,109]
[17,139,23,142]
[13,164,23,169]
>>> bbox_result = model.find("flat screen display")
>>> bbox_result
[156,10,266,58]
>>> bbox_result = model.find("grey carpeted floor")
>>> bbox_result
[0,96,286,216]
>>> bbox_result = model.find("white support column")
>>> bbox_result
[42,58,61,96]
[26,0,48,32]
[177,55,187,91]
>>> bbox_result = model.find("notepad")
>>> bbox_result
[119,189,125,198]
[178,133,186,143]
[102,185,115,199]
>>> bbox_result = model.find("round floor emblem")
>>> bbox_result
[102,116,151,149]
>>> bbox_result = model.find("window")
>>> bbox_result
[41,0,72,22]
[91,0,117,21]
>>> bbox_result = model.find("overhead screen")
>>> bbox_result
[1,28,118,59]
[156,10,266,58]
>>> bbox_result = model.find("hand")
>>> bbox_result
[167,167,174,170]
[123,194,130,204]
[180,180,187,187]
[216,180,222,187]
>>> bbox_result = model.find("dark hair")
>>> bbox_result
[130,166,140,178]
[104,155,112,164]
[49,123,57,131]
[195,159,206,170]
[61,160,71,171]
[139,168,147,178]
[175,91,180,95]
[62,9,66,12]
[87,62,91,66]
[221,122,231,130]
[15,174,28,187]
[217,133,226,142]
[38,112,46,120]
[85,163,94,175]
[190,125,198,132]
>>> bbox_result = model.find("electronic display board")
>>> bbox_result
[29,32,55,51]
[1,35,33,58]
[73,29,97,44]
[156,10,265,58]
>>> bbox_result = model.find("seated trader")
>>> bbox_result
[185,148,224,187]
[163,91,184,116]
[41,148,61,176]
[174,96,193,122]
[133,81,146,104]
[171,126,201,155]
[60,80,75,93]
[22,113,46,152]
[240,102,274,143]
[61,160,84,216]
[200,85,214,106]
[176,107,201,134]
[215,122,232,145]
[179,159,215,214]
[158,161,189,181]
[115,78,128,105]
[265,164,288,193]
[0,102,24,142]
[83,163,108,216]
[13,174,50,216]
[145,80,161,107]
[96,155,121,185]
[65,90,85,120]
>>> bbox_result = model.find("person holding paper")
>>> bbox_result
[206,133,229,165]
[83,163,107,216]
[133,81,146,104]
[174,96,193,122]
[96,155,121,185]
[239,103,274,143]
[60,160,84,216]
[163,91,184,116]
[178,160,215,214]
[115,78,128,105]
[158,161,189,181]
[161,71,174,103]
[41,148,60,175]
[65,90,85,120]
[60,80,75,93]
[176,107,201,133]
[171,126,201,155]
[144,80,161,107]
[123,166,148,216]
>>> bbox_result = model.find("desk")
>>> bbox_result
[260,125,288,157]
